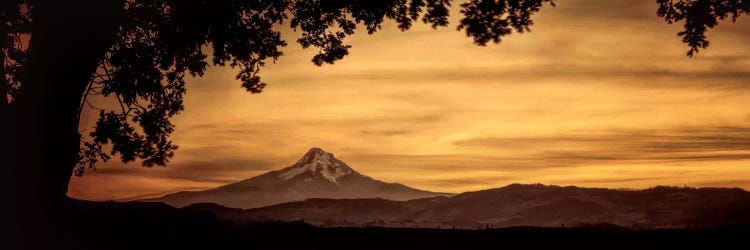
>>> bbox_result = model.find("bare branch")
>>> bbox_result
[115,93,126,114]
[85,99,105,111]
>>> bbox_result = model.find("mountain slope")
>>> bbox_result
[150,148,450,208]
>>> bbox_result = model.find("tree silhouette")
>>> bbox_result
[657,0,750,57]
[1,0,747,248]
[4,0,554,248]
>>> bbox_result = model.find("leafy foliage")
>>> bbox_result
[0,0,30,105]
[458,0,554,45]
[657,0,750,57]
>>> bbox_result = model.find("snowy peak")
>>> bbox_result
[294,147,332,166]
[152,147,450,208]
[277,147,357,183]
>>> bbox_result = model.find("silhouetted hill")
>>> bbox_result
[184,196,448,227]
[64,198,225,249]
[63,197,750,250]
[184,184,750,229]
[149,148,449,208]
[415,184,750,228]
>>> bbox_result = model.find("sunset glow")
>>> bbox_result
[68,0,750,201]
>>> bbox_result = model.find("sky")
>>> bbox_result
[68,0,750,201]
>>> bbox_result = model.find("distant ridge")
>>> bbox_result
[183,183,750,229]
[148,148,450,208]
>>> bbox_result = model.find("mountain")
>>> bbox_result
[183,184,750,229]
[412,184,750,228]
[150,148,450,208]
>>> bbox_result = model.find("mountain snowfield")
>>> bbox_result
[150,148,450,208]
[277,148,354,183]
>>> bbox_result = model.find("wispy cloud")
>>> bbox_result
[361,129,413,136]
[454,126,750,164]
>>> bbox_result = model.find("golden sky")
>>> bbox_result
[68,0,750,201]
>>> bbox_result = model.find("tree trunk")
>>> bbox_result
[1,20,17,248]
[14,1,124,249]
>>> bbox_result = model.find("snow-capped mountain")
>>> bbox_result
[150,148,450,208]
[277,147,355,183]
